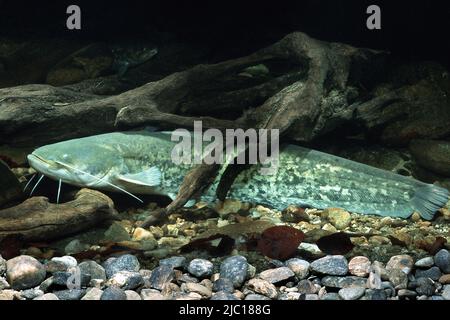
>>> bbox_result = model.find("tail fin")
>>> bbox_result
[411,184,449,220]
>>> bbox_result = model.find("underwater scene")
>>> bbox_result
[0,0,450,304]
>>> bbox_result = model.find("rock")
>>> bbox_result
[108,271,144,290]
[324,208,351,230]
[439,274,450,284]
[388,269,408,289]
[371,261,389,280]
[413,277,436,296]
[0,277,10,290]
[39,277,54,292]
[149,265,174,290]
[52,271,90,288]
[140,289,165,300]
[245,294,271,300]
[20,288,44,299]
[53,289,86,300]
[210,291,240,300]
[304,294,319,300]
[386,255,414,274]
[415,257,435,268]
[321,276,367,289]
[173,292,203,300]
[0,255,6,275]
[310,255,348,276]
[183,282,212,299]
[0,158,23,207]
[160,256,187,270]
[176,272,199,284]
[285,258,309,279]
[46,256,78,273]
[365,289,387,300]
[78,260,106,280]
[338,287,365,300]
[258,267,295,284]
[125,290,142,300]
[415,266,442,281]
[367,270,382,289]
[278,292,301,300]
[297,280,317,294]
[0,289,17,300]
[6,255,46,290]
[100,286,127,300]
[213,278,234,293]
[348,256,371,277]
[64,240,90,255]
[246,279,278,299]
[320,293,341,300]
[247,264,256,279]
[219,256,248,288]
[103,254,140,278]
[298,243,323,257]
[187,259,213,278]
[81,288,103,300]
[397,289,417,298]
[435,249,450,273]
[132,227,155,241]
[442,285,450,300]
[161,282,181,297]
[104,222,132,242]
[34,293,59,300]
[409,139,450,176]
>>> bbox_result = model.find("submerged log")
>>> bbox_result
[0,188,117,242]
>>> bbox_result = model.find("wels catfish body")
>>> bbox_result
[27,131,449,220]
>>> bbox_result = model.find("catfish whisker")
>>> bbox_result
[56,179,62,204]
[56,161,143,203]
[30,174,45,196]
[23,173,36,191]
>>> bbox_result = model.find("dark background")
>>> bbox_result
[0,0,449,65]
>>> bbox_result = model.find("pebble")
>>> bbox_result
[320,293,341,300]
[108,271,144,290]
[104,222,131,242]
[324,208,351,230]
[388,269,408,289]
[371,261,388,280]
[53,289,86,300]
[0,277,10,290]
[149,265,174,290]
[397,289,417,298]
[39,277,54,292]
[367,270,382,289]
[78,260,106,281]
[245,294,271,300]
[348,256,371,277]
[187,259,213,278]
[285,258,310,279]
[81,287,103,300]
[415,257,435,268]
[210,291,240,300]
[0,255,6,275]
[338,287,365,300]
[321,276,367,288]
[103,254,140,279]
[125,290,142,300]
[365,289,387,300]
[259,267,295,284]
[132,227,155,241]
[310,255,348,276]
[415,266,442,281]
[20,288,44,299]
[439,274,450,284]
[434,249,450,273]
[297,280,318,295]
[219,256,248,288]
[173,292,203,300]
[64,240,89,255]
[246,279,278,299]
[160,256,187,270]
[176,272,199,284]
[182,282,212,298]
[34,293,59,300]
[52,271,91,288]
[442,285,450,300]
[162,282,181,296]
[386,255,414,274]
[213,278,234,293]
[140,289,165,300]
[278,292,301,300]
[6,255,47,290]
[51,256,77,269]
[413,277,436,296]
[0,289,16,300]
[100,287,127,300]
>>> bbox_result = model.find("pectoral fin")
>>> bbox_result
[117,166,161,187]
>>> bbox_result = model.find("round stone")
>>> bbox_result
[125,290,142,300]
[213,278,234,293]
[442,285,450,300]
[386,255,414,274]
[245,294,271,300]
[365,289,387,300]
[246,279,278,299]
[338,287,365,300]
[310,255,348,276]
[78,260,106,280]
[53,289,86,300]
[81,288,103,300]
[388,269,408,289]
[415,266,442,281]
[258,267,295,284]
[348,256,371,277]
[414,277,435,296]
[297,279,318,294]
[285,258,310,279]
[51,256,77,269]
[320,293,341,300]
[33,293,59,300]
[415,257,434,268]
[100,287,127,300]
[187,259,213,278]
[219,256,248,288]
[6,255,46,290]
[210,291,239,300]
[439,274,450,284]
[149,265,175,290]
[103,254,140,278]
[435,249,450,273]
[108,271,144,290]
[160,256,187,270]
[325,208,351,230]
